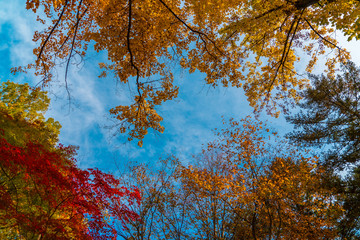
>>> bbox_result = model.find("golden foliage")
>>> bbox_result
[179,117,342,239]
[121,117,343,239]
[0,81,61,147]
[23,0,355,144]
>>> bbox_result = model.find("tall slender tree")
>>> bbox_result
[286,61,360,238]
[286,61,360,170]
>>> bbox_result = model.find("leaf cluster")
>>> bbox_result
[0,82,141,239]
[118,117,342,239]
[20,0,358,144]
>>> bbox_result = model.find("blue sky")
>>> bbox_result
[2,1,360,174]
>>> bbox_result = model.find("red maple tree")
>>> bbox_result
[0,124,140,239]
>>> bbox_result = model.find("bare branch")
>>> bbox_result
[65,0,87,102]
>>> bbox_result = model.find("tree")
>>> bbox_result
[180,117,342,239]
[117,157,190,240]
[286,61,360,239]
[286,61,360,170]
[0,81,141,239]
[332,166,360,239]
[119,117,343,239]
[21,0,356,145]
[0,80,61,147]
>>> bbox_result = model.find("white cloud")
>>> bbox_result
[1,1,38,66]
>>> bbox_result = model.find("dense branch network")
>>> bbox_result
[21,0,356,144]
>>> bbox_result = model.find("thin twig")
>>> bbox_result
[37,0,69,61]
[65,0,87,103]
[267,10,304,95]
[157,0,223,55]
[304,18,343,53]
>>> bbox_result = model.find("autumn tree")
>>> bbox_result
[286,61,360,239]
[119,117,343,239]
[20,0,357,145]
[117,157,190,240]
[0,81,141,239]
[0,80,61,148]
[180,117,342,239]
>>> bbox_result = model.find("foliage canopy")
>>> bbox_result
[22,0,357,145]
[286,61,360,238]
[0,82,140,239]
[118,117,343,239]
[287,61,360,170]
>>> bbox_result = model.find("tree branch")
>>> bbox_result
[65,0,87,102]
[127,0,142,99]
[37,0,69,62]
[157,0,223,55]
[304,18,344,53]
